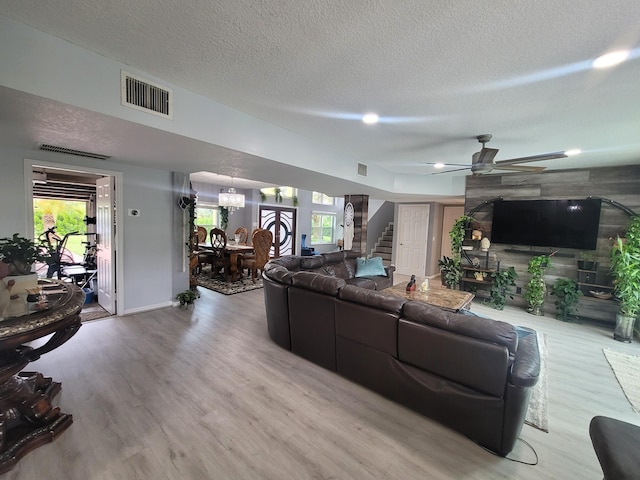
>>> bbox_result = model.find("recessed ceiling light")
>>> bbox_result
[592,50,630,69]
[362,113,379,125]
[434,163,445,169]
[565,149,581,156]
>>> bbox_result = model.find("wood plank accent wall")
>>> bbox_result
[464,165,640,321]
[344,194,369,254]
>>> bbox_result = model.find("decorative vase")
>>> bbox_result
[528,304,545,316]
[614,314,635,343]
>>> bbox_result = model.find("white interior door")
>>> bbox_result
[396,204,430,276]
[96,177,116,314]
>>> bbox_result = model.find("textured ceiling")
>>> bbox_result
[1,0,640,196]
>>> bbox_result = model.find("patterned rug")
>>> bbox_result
[525,332,549,432]
[197,272,263,295]
[603,348,640,413]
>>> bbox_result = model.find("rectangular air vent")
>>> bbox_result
[121,71,173,119]
[357,162,368,177]
[38,144,110,160]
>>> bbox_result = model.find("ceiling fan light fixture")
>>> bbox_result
[564,148,581,156]
[592,50,630,69]
[434,163,445,169]
[362,113,379,125]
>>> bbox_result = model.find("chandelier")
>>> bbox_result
[219,187,245,211]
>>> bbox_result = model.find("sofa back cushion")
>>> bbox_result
[398,319,511,397]
[268,255,302,271]
[300,255,325,270]
[402,302,518,355]
[316,251,350,279]
[291,271,346,295]
[263,264,294,285]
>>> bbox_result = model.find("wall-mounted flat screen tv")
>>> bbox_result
[490,199,602,250]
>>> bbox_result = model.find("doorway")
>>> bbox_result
[26,160,122,315]
[259,206,296,257]
[395,204,430,276]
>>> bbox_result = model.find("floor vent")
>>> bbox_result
[38,144,111,160]
[357,162,368,177]
[121,71,173,119]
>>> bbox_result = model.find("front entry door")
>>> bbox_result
[396,204,430,276]
[259,206,296,258]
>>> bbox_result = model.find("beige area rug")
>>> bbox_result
[525,332,549,432]
[603,348,640,413]
[80,303,112,322]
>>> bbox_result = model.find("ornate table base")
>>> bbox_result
[0,371,72,474]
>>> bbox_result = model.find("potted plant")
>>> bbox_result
[175,289,200,308]
[218,206,229,231]
[438,256,461,289]
[578,251,598,271]
[524,254,552,315]
[0,233,49,275]
[441,215,473,290]
[488,266,518,310]
[610,215,640,342]
[551,278,582,322]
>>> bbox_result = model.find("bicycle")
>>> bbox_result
[37,227,78,279]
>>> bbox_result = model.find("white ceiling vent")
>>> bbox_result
[357,162,368,177]
[38,144,110,160]
[121,71,173,119]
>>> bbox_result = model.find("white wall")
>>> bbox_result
[0,146,177,314]
[0,16,465,198]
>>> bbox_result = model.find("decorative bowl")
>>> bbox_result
[590,290,612,300]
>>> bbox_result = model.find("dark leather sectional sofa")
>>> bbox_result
[262,251,540,456]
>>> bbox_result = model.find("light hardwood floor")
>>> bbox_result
[7,283,640,479]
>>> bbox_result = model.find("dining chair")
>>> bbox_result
[209,228,230,279]
[238,229,273,281]
[234,227,249,245]
[195,226,211,274]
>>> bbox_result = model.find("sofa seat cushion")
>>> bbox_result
[345,277,377,289]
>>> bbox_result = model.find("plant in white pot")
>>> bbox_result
[0,234,50,317]
[0,233,49,275]
[610,215,640,342]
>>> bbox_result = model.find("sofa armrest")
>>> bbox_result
[384,264,395,285]
[509,331,540,388]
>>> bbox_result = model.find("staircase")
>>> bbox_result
[370,222,393,266]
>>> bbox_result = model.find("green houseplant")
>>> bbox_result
[488,266,518,310]
[218,206,229,231]
[175,289,200,308]
[524,254,552,315]
[441,215,473,289]
[610,215,640,341]
[0,233,49,275]
[551,278,582,322]
[438,256,461,289]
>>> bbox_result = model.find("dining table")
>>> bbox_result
[198,242,254,282]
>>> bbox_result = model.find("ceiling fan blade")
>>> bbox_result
[493,165,546,172]
[421,162,470,167]
[428,166,471,175]
[476,147,499,164]
[494,151,567,166]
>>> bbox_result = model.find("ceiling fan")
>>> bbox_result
[427,134,568,175]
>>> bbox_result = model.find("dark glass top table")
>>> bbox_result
[0,280,84,474]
